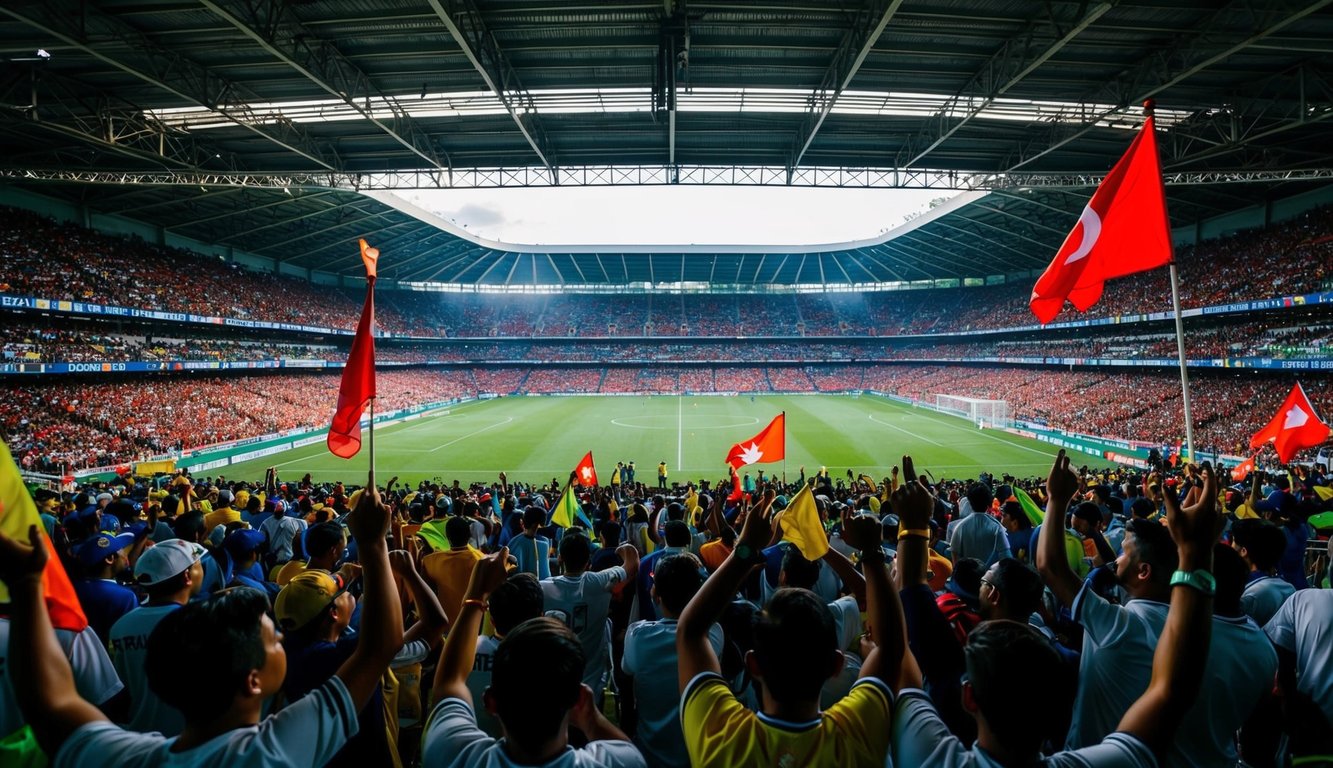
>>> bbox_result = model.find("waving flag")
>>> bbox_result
[0,439,88,631]
[1250,382,1331,463]
[573,451,598,487]
[775,484,828,560]
[1230,456,1256,482]
[726,413,785,469]
[552,483,593,529]
[1029,108,1173,324]
[327,240,379,459]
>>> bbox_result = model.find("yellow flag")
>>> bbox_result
[776,484,828,560]
[1314,486,1333,502]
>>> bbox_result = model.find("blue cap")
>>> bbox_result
[74,532,135,565]
[223,528,266,557]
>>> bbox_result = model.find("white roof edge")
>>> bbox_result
[360,188,990,255]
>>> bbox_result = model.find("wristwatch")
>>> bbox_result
[733,543,764,564]
[1169,569,1216,596]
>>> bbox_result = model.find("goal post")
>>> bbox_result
[933,394,1010,429]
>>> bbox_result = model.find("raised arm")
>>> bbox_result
[1,526,108,757]
[854,456,914,686]
[1117,463,1221,753]
[334,477,406,709]
[1036,450,1083,608]
[677,490,774,690]
[647,500,665,548]
[821,543,866,606]
[433,548,509,705]
[390,550,449,648]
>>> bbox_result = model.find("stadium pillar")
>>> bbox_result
[1168,263,1196,460]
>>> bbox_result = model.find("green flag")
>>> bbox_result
[552,484,592,529]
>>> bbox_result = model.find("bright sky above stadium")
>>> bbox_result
[392,187,959,246]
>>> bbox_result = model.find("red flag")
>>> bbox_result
[1249,382,1331,464]
[1029,109,1173,324]
[0,438,88,631]
[327,241,379,459]
[726,413,785,469]
[573,451,598,486]
[728,469,744,502]
[1230,456,1256,482]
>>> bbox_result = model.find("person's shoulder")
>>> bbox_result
[577,740,649,768]
[54,722,168,768]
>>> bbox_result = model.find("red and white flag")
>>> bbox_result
[726,413,785,469]
[1029,108,1173,324]
[1249,382,1331,464]
[327,239,379,459]
[573,451,598,486]
[1230,456,1255,482]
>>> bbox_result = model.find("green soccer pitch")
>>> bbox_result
[221,394,1116,487]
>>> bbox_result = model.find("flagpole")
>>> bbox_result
[368,398,376,486]
[1147,97,1196,461]
[781,410,787,486]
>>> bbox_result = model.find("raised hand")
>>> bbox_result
[346,474,390,543]
[738,489,776,550]
[1046,450,1080,510]
[842,514,883,553]
[1163,462,1222,554]
[0,524,46,587]
[890,456,933,529]
[465,547,511,600]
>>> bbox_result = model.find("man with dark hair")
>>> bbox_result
[0,473,406,767]
[276,520,346,586]
[632,519,692,622]
[71,532,140,642]
[998,500,1034,563]
[542,533,639,702]
[949,482,1011,568]
[894,450,1224,768]
[107,539,205,735]
[511,506,552,579]
[1038,464,1179,749]
[463,572,545,736]
[1230,518,1296,626]
[422,515,484,624]
[623,552,720,768]
[677,477,905,766]
[424,551,644,767]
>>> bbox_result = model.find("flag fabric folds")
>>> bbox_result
[327,240,379,459]
[0,438,88,631]
[1230,456,1256,482]
[552,484,593,529]
[573,451,598,486]
[1249,382,1332,464]
[775,484,828,561]
[1029,112,1173,324]
[726,413,785,469]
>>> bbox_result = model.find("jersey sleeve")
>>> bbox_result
[1046,732,1158,768]
[54,722,167,768]
[1073,580,1133,646]
[826,678,893,763]
[679,672,759,767]
[68,627,125,706]
[251,676,360,767]
[420,697,496,766]
[1263,592,1297,650]
[621,622,644,675]
[590,565,627,591]
[891,689,970,768]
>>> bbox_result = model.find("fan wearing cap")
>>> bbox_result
[223,529,279,599]
[276,535,447,768]
[107,539,206,736]
[71,532,140,643]
[0,472,407,768]
[203,489,240,532]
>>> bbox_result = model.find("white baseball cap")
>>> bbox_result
[134,539,206,586]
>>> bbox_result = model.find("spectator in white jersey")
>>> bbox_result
[107,539,205,736]
[893,451,1223,768]
[422,548,646,767]
[259,498,306,568]
[622,552,723,768]
[949,482,1012,568]
[0,474,406,768]
[1264,574,1333,762]
[463,572,545,737]
[1229,518,1296,626]
[511,506,552,580]
[541,533,640,702]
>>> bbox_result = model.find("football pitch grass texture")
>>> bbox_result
[224,394,1116,487]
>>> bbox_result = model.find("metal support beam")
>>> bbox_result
[425,0,555,176]
[168,190,337,230]
[0,1,343,172]
[1000,0,1333,174]
[896,2,1114,169]
[199,0,450,172]
[788,0,905,174]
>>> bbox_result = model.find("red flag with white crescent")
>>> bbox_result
[1029,110,1173,324]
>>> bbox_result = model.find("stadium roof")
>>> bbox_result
[1,0,1331,285]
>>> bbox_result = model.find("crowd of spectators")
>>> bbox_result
[4,205,1329,341]
[3,438,1331,768]
[4,366,1331,469]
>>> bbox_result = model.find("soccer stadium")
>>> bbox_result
[1,3,1332,768]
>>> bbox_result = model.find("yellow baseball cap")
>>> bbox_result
[274,570,345,631]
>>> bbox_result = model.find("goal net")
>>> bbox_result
[933,395,1010,429]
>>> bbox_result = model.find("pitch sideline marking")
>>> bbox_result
[427,417,515,453]
[609,416,761,431]
[867,413,946,447]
